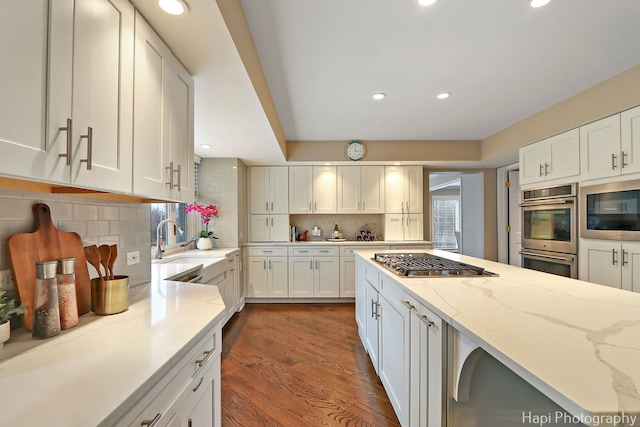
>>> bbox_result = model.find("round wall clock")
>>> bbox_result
[345,140,366,161]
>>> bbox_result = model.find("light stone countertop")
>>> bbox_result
[355,249,640,424]
[243,240,433,246]
[0,260,227,426]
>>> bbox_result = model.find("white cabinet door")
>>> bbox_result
[250,167,270,214]
[622,242,640,293]
[313,166,337,213]
[249,215,270,242]
[378,292,409,426]
[247,257,268,297]
[337,166,361,213]
[270,214,290,242]
[289,166,313,214]
[289,257,314,297]
[0,0,72,184]
[519,142,547,186]
[361,166,386,213]
[167,60,194,199]
[385,166,405,213]
[364,281,380,374]
[405,214,424,241]
[385,214,405,241]
[341,258,356,298]
[546,129,580,181]
[71,0,133,192]
[404,166,423,213]
[580,115,622,181]
[314,257,340,297]
[621,106,640,175]
[268,257,288,297]
[580,239,622,289]
[270,167,289,214]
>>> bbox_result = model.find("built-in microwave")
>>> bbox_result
[581,180,640,240]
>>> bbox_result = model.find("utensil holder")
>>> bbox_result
[91,276,129,315]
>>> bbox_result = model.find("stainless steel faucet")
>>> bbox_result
[155,219,185,259]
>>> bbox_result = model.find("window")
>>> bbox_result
[151,203,190,249]
[432,196,461,250]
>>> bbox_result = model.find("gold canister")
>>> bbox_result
[91,276,129,315]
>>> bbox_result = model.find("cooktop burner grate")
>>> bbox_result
[373,253,498,277]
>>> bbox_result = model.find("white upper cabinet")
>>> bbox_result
[621,106,640,175]
[0,0,134,193]
[580,115,622,181]
[337,166,385,214]
[385,166,423,214]
[249,166,288,214]
[133,13,194,201]
[520,129,580,186]
[288,166,336,214]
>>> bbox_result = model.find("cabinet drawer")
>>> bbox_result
[363,261,380,290]
[380,275,405,306]
[340,245,389,257]
[289,246,339,256]
[247,247,287,256]
[225,254,238,269]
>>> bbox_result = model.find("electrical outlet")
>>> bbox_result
[126,251,140,266]
[0,270,13,290]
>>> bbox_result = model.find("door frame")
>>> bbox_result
[496,162,519,264]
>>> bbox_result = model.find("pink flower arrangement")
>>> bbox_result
[185,203,219,238]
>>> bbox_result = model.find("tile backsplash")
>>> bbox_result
[290,214,385,241]
[0,188,151,292]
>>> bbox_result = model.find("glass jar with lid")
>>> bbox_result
[32,261,61,339]
[57,257,78,330]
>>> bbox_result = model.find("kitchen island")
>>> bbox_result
[0,262,226,426]
[356,249,640,427]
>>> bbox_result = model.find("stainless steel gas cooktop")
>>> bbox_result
[373,253,499,278]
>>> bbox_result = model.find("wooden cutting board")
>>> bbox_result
[7,203,91,331]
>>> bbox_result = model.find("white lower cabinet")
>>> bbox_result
[340,245,390,298]
[288,247,339,297]
[356,256,445,427]
[246,247,288,297]
[118,323,222,427]
[579,239,640,292]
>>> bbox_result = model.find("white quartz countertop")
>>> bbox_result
[0,261,226,426]
[243,240,432,246]
[356,249,640,423]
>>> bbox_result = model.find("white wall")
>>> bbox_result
[461,173,485,258]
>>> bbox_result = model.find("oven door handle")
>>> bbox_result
[520,199,574,207]
[519,251,571,261]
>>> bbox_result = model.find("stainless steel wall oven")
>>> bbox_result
[520,183,578,278]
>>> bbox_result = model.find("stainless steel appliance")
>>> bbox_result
[580,179,640,240]
[520,183,578,278]
[373,253,498,277]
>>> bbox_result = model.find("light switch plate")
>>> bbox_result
[0,270,13,290]
[126,251,140,265]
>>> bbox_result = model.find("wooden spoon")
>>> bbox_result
[108,244,118,280]
[98,245,111,281]
[84,245,103,281]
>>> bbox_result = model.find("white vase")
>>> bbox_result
[196,237,214,250]
[0,321,10,349]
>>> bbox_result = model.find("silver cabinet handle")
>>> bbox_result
[174,163,181,190]
[315,260,318,269]
[406,201,409,211]
[371,299,375,318]
[314,202,317,211]
[266,202,269,212]
[195,349,213,368]
[613,248,618,265]
[58,118,72,166]
[299,250,309,253]
[271,201,274,211]
[362,201,365,211]
[309,202,312,212]
[310,260,313,269]
[141,414,161,427]
[79,127,93,170]
[544,163,549,176]
[263,250,272,253]
[375,302,380,319]
[319,250,329,253]
[401,202,404,213]
[622,151,628,168]
[263,260,266,270]
[623,249,629,266]
[612,153,618,170]
[539,164,544,177]
[269,260,272,269]
[266,218,269,227]
[192,376,204,392]
[401,300,416,311]
[271,217,274,226]
[166,161,174,188]
[417,312,434,327]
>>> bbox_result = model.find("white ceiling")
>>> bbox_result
[133,0,640,166]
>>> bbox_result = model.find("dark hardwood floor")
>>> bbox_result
[221,303,401,427]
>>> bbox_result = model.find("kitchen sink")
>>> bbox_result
[154,256,222,267]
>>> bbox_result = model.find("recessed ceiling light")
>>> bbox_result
[325,163,332,166]
[372,93,386,100]
[200,144,211,149]
[528,0,551,7]
[158,0,188,15]
[437,92,451,99]
[394,162,402,165]
[418,0,437,5]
